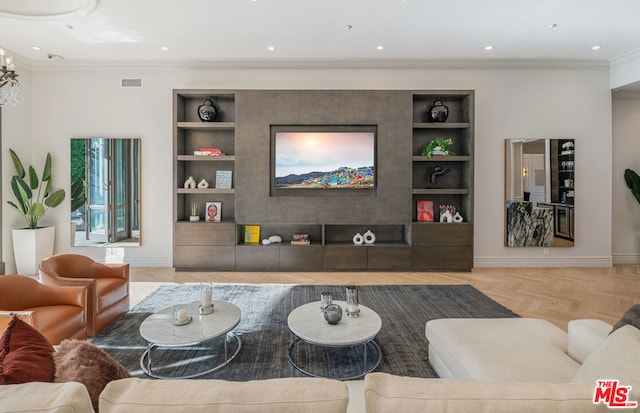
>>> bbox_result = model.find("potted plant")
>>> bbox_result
[190,202,200,222]
[624,168,640,207]
[421,138,456,159]
[7,149,66,274]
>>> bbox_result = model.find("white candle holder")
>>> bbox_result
[173,304,192,325]
[199,283,214,315]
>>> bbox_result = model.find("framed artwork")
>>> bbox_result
[417,200,434,222]
[205,202,222,222]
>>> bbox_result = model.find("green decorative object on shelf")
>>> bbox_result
[190,202,200,221]
[624,168,640,207]
[7,149,66,229]
[421,138,456,159]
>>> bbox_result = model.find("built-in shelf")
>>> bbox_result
[177,121,235,130]
[177,155,236,161]
[413,122,470,129]
[177,188,235,194]
[412,189,470,195]
[412,156,471,162]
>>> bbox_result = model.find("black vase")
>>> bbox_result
[426,99,449,122]
[198,97,219,122]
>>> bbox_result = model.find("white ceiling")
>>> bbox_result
[1,0,640,69]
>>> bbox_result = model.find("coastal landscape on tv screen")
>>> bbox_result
[274,129,375,189]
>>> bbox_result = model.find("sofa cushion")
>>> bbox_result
[0,381,95,413]
[54,339,129,411]
[365,372,607,413]
[567,319,612,364]
[572,324,640,384]
[425,318,580,382]
[0,315,55,384]
[100,377,349,413]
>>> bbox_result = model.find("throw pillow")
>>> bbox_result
[610,304,640,334]
[572,324,640,383]
[53,339,130,411]
[0,314,55,384]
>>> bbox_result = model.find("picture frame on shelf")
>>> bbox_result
[205,202,222,222]
[417,200,434,222]
[216,170,233,189]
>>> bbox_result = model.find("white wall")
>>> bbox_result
[612,93,640,263]
[1,64,614,270]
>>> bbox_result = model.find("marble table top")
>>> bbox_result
[287,300,382,347]
[140,301,241,347]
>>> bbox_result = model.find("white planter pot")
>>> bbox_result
[12,226,55,275]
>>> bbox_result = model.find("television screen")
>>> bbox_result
[271,125,376,193]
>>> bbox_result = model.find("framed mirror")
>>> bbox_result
[505,138,574,247]
[70,138,141,247]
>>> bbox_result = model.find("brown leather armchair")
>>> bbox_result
[39,254,130,336]
[0,275,87,345]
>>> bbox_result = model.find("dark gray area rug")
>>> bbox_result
[92,284,518,380]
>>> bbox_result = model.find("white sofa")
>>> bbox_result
[1,318,638,413]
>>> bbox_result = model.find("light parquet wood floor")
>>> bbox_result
[130,265,640,330]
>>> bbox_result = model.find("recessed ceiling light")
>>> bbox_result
[548,23,558,29]
[592,45,602,50]
[346,24,353,30]
[65,25,74,30]
[484,45,494,50]
[376,45,384,51]
[32,46,41,51]
[267,46,276,51]
[160,46,169,51]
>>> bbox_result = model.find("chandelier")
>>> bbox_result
[0,48,22,106]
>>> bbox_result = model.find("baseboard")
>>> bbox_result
[612,253,640,264]
[474,256,613,267]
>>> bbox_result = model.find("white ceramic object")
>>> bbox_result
[353,233,364,245]
[184,176,196,189]
[189,216,200,222]
[268,235,283,244]
[12,226,55,275]
[262,239,271,245]
[197,179,209,189]
[363,230,376,244]
[440,210,453,223]
[453,212,464,223]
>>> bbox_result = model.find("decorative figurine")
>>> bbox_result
[440,210,453,223]
[430,165,451,184]
[197,97,219,122]
[353,233,364,245]
[197,178,209,189]
[453,212,464,223]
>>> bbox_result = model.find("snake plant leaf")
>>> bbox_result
[44,189,66,208]
[42,153,52,182]
[8,149,25,179]
[28,165,39,190]
[624,168,640,206]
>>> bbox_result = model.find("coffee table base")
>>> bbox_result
[287,336,381,380]
[141,332,241,379]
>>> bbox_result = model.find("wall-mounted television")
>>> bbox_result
[270,125,377,196]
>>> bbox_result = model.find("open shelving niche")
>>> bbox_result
[410,91,475,270]
[173,89,474,271]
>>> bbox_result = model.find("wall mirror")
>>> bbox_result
[70,138,141,247]
[505,138,574,247]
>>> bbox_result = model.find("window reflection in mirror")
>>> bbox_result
[505,138,574,247]
[70,138,141,247]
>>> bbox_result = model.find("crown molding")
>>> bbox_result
[610,47,640,67]
[20,57,610,72]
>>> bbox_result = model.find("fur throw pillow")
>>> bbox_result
[53,339,129,411]
[611,304,640,334]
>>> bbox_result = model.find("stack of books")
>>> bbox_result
[291,233,310,246]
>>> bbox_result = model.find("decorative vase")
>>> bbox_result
[346,286,360,318]
[189,216,200,222]
[184,176,196,189]
[440,210,453,223]
[453,212,464,223]
[12,226,55,275]
[426,99,449,122]
[197,97,219,122]
[353,233,364,245]
[197,179,209,189]
[323,304,343,325]
[363,230,376,244]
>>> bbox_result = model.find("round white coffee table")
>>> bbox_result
[287,300,382,380]
[139,301,241,379]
